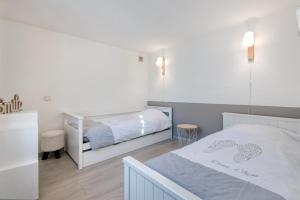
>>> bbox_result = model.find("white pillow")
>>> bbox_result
[139,109,171,131]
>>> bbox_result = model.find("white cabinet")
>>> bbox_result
[0,112,38,200]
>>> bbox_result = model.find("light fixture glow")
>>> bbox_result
[156,56,164,67]
[243,32,255,62]
[243,32,255,48]
[156,56,167,76]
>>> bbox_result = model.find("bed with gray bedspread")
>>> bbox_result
[145,124,300,200]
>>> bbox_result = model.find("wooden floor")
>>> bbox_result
[39,140,182,200]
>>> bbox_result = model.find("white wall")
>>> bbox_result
[148,6,300,108]
[2,5,300,135]
[1,19,148,132]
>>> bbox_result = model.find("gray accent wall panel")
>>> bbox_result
[148,101,300,138]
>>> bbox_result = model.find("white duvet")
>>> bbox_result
[173,124,300,200]
[95,109,171,143]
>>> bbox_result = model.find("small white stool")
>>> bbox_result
[41,130,64,160]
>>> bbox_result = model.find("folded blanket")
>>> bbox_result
[83,121,115,150]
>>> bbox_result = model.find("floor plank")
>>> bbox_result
[39,140,182,200]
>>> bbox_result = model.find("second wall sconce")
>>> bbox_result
[243,31,255,62]
[156,56,167,76]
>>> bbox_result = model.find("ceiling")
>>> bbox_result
[0,0,299,52]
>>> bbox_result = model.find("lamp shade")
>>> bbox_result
[156,56,164,67]
[243,32,255,48]
[297,8,300,31]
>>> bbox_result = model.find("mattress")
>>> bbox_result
[70,109,172,150]
[146,124,300,200]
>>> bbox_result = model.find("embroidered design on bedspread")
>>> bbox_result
[234,143,262,163]
[211,160,259,177]
[203,140,237,153]
[204,140,263,163]
[211,160,230,168]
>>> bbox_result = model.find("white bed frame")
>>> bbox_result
[64,106,172,169]
[123,112,300,200]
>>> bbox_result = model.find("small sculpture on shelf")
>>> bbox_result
[0,94,23,114]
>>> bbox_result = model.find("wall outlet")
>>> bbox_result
[43,96,52,102]
[138,56,144,63]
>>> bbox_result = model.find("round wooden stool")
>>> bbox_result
[177,124,198,144]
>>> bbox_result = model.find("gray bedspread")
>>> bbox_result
[83,120,115,150]
[145,153,285,200]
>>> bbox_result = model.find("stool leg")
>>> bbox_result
[42,152,49,160]
[177,128,181,145]
[55,150,61,159]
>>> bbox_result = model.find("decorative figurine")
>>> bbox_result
[0,94,23,114]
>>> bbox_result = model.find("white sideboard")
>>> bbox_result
[0,112,39,200]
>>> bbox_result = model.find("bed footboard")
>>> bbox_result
[123,157,201,200]
[64,112,84,169]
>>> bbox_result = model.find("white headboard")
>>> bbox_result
[223,112,300,134]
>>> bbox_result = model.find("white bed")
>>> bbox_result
[64,106,172,169]
[123,113,300,200]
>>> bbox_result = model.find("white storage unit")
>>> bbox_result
[0,112,39,200]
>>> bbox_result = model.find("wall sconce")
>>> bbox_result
[156,56,167,76]
[243,32,255,62]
